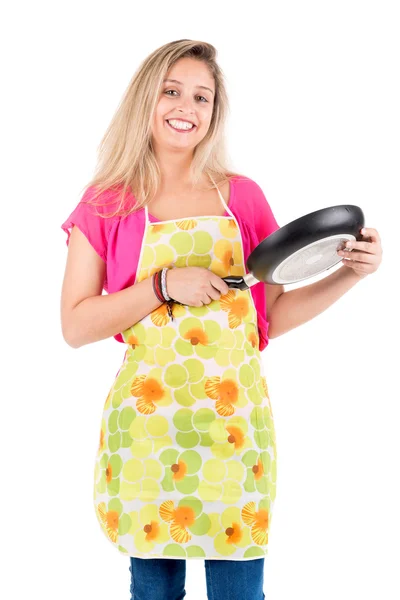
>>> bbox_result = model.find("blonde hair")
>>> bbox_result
[80,39,243,219]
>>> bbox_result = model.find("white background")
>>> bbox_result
[1,1,398,599]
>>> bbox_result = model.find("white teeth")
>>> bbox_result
[167,119,194,130]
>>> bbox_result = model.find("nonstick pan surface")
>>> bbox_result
[223,204,365,288]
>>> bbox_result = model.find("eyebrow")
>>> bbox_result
[163,78,215,96]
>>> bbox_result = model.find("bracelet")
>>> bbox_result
[156,270,165,302]
[152,268,174,303]
[152,267,179,306]
[152,271,164,303]
[161,268,171,301]
[157,269,165,301]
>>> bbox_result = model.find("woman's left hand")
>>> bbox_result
[337,227,383,279]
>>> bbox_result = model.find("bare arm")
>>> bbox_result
[265,283,285,337]
[60,226,230,349]
[267,266,361,339]
[60,226,162,348]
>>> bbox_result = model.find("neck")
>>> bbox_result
[153,146,205,191]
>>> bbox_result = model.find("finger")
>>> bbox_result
[206,286,222,302]
[360,227,380,244]
[202,293,212,305]
[339,251,375,263]
[341,260,370,274]
[209,273,230,295]
[346,240,377,254]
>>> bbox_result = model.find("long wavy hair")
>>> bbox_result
[81,39,244,219]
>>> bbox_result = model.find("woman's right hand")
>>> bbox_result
[166,267,230,307]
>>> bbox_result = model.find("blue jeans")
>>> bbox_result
[129,556,266,600]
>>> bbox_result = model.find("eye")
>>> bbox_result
[164,90,208,103]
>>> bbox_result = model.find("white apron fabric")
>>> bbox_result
[93,175,278,560]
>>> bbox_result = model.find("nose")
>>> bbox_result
[176,95,196,114]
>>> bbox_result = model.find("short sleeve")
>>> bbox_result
[251,181,280,243]
[61,186,114,263]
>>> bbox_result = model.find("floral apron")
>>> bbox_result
[93,176,278,561]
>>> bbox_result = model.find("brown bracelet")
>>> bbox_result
[156,269,164,300]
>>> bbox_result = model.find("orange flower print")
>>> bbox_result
[205,376,239,416]
[225,424,246,450]
[128,504,170,551]
[225,522,243,545]
[103,462,113,484]
[150,304,171,327]
[130,375,165,414]
[159,500,196,543]
[127,333,140,347]
[146,223,172,244]
[220,290,250,328]
[171,461,187,481]
[218,218,239,239]
[143,520,161,542]
[150,303,186,327]
[98,427,106,454]
[211,239,243,278]
[176,219,197,230]
[96,502,119,543]
[247,330,258,348]
[251,458,265,481]
[183,327,208,346]
[241,502,269,545]
[150,224,166,235]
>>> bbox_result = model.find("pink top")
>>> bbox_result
[61,175,280,350]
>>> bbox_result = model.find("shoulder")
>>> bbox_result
[219,175,259,206]
[79,185,127,219]
[61,185,129,258]
[231,174,267,200]
[230,174,272,215]
[76,184,140,233]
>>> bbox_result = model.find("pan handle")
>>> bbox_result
[171,274,260,307]
[221,276,248,290]
[222,274,260,290]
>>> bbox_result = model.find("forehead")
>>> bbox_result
[165,59,215,95]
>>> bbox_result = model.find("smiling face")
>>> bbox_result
[151,57,216,154]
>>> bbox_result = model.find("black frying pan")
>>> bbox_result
[223,204,365,287]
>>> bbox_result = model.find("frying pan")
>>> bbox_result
[223,204,365,288]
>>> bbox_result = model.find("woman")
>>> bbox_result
[60,40,382,600]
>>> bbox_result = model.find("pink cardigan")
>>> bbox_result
[61,175,280,350]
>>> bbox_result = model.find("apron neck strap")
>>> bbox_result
[208,173,231,214]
